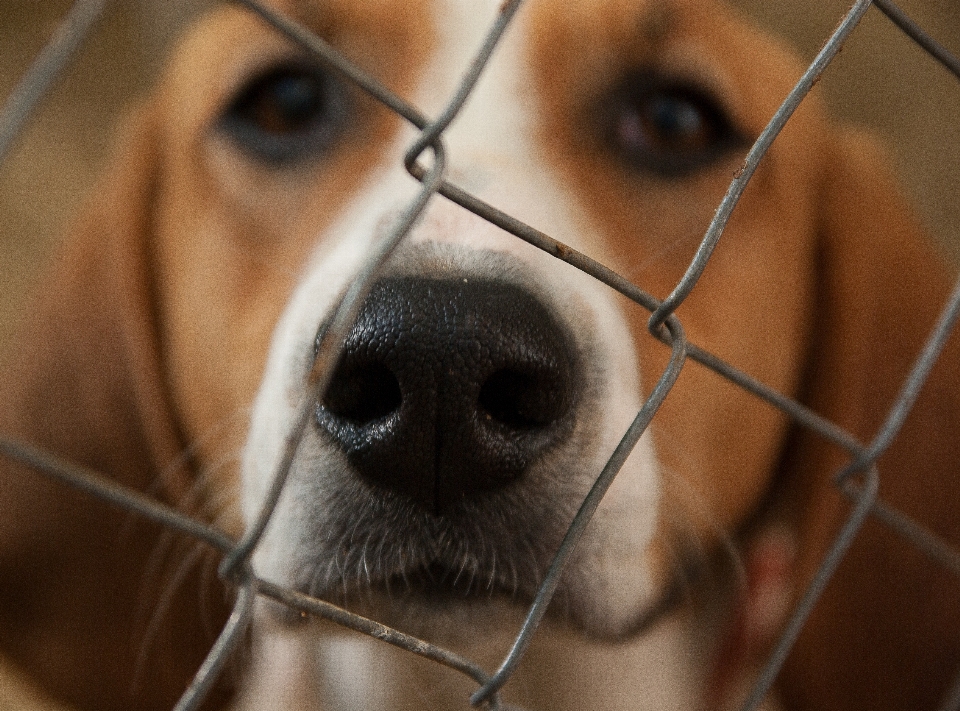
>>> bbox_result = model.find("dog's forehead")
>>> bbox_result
[178,0,695,88]
[278,0,679,46]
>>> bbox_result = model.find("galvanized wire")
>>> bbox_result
[874,0,960,81]
[2,0,960,709]
[0,437,505,709]
[737,469,881,711]
[173,569,256,711]
[219,0,521,586]
[472,314,688,704]
[839,272,960,483]
[0,0,108,164]
[648,0,874,331]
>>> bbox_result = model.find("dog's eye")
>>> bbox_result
[219,64,347,164]
[607,75,740,176]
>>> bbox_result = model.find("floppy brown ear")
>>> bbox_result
[0,108,231,710]
[775,130,960,710]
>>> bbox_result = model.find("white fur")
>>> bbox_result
[236,1,680,708]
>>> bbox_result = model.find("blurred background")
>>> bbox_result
[1,0,959,342]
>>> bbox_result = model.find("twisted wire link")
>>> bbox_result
[0,436,505,708]
[1,0,960,709]
[217,143,448,580]
[218,0,521,588]
[202,1,528,707]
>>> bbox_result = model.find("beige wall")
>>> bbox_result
[734,0,960,260]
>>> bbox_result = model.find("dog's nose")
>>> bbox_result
[315,276,579,514]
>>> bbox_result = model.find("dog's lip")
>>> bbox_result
[306,557,531,607]
[373,561,523,600]
[259,560,530,630]
[270,560,684,642]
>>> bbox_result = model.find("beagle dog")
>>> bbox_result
[1,0,959,710]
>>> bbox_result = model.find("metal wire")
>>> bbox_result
[0,436,505,709]
[737,469,881,711]
[648,0,874,331]
[474,314,688,705]
[0,0,108,164]
[2,0,960,709]
[874,0,960,81]
[839,272,960,483]
[173,570,256,711]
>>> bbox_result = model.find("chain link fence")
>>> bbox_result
[1,0,959,709]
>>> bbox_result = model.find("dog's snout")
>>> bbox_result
[315,276,580,514]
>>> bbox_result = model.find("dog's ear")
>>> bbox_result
[0,107,231,711]
[774,130,960,710]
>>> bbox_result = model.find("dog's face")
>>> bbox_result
[5,1,960,709]
[145,0,826,641]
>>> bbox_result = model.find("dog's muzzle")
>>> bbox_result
[315,276,581,515]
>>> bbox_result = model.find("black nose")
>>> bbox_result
[315,276,580,514]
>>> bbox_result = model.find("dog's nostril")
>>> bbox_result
[315,276,580,514]
[323,362,401,424]
[479,368,570,429]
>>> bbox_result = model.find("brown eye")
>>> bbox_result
[607,74,741,176]
[220,63,347,164]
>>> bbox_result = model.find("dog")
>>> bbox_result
[1,0,959,709]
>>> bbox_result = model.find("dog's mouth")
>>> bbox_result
[258,263,661,638]
[289,272,584,615]
[302,555,536,623]
[292,486,567,615]
[281,476,672,641]
[377,561,518,601]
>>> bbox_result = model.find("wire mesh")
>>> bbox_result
[1,0,959,710]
